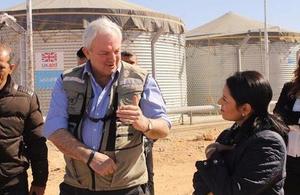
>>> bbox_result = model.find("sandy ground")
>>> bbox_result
[30,121,232,195]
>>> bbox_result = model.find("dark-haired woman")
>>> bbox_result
[273,57,300,195]
[193,71,288,195]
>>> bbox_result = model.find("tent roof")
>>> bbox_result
[186,11,297,40]
[2,0,184,34]
[4,0,153,12]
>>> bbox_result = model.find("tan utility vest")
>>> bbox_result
[62,62,148,191]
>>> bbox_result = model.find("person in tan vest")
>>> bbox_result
[43,17,171,195]
[0,44,48,195]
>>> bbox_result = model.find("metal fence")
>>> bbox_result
[0,14,26,85]
[166,101,277,125]
[185,37,300,108]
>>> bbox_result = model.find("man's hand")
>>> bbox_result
[29,185,45,195]
[288,125,300,131]
[116,95,149,132]
[89,152,117,176]
[205,142,235,159]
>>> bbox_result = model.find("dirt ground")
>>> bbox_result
[32,121,232,195]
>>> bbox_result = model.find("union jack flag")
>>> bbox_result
[42,52,57,63]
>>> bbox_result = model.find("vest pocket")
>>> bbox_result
[64,159,84,186]
[115,123,142,150]
[117,82,143,106]
[66,90,85,115]
[110,144,147,188]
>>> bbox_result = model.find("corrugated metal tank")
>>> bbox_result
[269,42,300,99]
[186,44,238,106]
[155,34,186,123]
[3,0,186,124]
[186,41,300,106]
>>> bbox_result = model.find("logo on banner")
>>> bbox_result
[41,52,58,68]
[35,70,62,90]
[35,51,64,70]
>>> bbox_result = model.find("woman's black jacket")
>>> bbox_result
[193,116,287,195]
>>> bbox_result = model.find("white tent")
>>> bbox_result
[186,12,299,41]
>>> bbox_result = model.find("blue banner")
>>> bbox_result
[35,70,62,90]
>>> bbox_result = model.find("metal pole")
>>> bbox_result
[264,0,269,80]
[237,48,242,71]
[237,34,250,71]
[150,28,163,79]
[26,0,34,90]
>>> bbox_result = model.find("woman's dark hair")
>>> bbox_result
[226,71,288,144]
[290,56,300,96]
[226,71,272,116]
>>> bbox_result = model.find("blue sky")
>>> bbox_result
[0,0,299,31]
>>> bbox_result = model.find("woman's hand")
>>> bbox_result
[205,142,235,159]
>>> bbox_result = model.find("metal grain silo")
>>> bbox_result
[186,12,300,106]
[2,0,186,123]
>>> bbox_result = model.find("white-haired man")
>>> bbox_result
[44,17,171,195]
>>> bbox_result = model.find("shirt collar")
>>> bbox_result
[82,60,122,81]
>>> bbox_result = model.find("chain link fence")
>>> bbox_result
[0,14,26,86]
[186,35,300,109]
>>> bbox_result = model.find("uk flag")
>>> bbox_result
[42,52,57,63]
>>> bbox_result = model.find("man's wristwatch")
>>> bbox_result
[144,119,153,133]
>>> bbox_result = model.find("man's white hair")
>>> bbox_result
[83,17,122,49]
